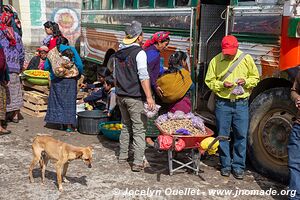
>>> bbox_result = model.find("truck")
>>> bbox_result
[80,0,300,183]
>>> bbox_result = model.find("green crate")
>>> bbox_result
[146,117,160,138]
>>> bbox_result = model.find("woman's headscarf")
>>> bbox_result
[0,6,16,46]
[143,31,170,49]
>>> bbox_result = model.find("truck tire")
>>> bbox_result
[248,87,296,183]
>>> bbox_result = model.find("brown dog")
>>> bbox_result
[29,134,93,191]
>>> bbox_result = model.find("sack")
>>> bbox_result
[155,135,173,151]
[157,69,192,103]
[154,135,186,152]
[174,138,185,152]
[47,47,79,78]
[207,92,216,113]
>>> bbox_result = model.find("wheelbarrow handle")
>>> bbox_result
[207,136,230,151]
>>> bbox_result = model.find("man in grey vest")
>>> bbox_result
[115,21,155,172]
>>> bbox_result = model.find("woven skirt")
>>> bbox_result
[45,78,77,126]
[0,84,7,120]
[6,73,23,112]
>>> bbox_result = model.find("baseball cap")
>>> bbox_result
[123,21,143,45]
[221,35,238,56]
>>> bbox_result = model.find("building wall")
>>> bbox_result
[9,0,81,47]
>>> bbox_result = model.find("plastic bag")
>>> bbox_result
[143,103,161,118]
[175,128,191,135]
[231,85,245,95]
[155,114,168,124]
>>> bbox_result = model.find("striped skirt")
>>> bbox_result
[45,78,77,126]
[6,73,23,112]
[0,84,7,120]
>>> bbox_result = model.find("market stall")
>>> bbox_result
[21,70,86,117]
[154,111,226,175]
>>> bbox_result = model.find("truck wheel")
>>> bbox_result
[248,87,296,183]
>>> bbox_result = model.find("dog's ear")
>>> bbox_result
[76,151,83,159]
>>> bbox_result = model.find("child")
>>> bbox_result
[27,46,49,70]
[80,67,110,90]
[79,67,111,109]
[103,76,119,119]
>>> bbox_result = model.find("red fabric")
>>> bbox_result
[221,35,238,56]
[156,135,186,152]
[157,135,173,150]
[169,96,191,114]
[48,37,58,50]
[143,31,170,49]
[0,12,16,46]
[174,138,185,152]
[0,47,6,73]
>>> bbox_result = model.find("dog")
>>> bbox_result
[29,134,93,191]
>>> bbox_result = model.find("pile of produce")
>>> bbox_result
[155,111,207,136]
[24,70,49,78]
[23,70,50,86]
[84,103,93,111]
[102,123,122,130]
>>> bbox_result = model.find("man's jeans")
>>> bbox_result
[117,96,147,165]
[215,98,249,173]
[288,123,300,199]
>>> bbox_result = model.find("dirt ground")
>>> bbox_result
[0,113,289,200]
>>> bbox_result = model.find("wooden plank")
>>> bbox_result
[22,80,49,94]
[23,79,87,100]
[21,107,46,118]
[23,101,47,111]
[23,91,48,105]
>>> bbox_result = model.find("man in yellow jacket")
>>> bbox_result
[205,35,259,179]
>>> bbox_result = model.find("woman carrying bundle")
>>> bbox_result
[156,51,193,114]
[44,37,83,133]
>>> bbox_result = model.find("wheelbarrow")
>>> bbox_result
[154,126,230,176]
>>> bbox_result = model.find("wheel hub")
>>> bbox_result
[260,111,293,160]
